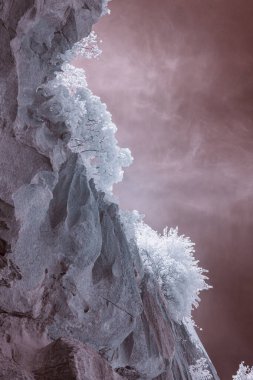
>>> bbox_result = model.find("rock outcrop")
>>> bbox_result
[0,1,219,379]
[33,338,123,380]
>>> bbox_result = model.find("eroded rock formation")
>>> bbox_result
[0,1,219,379]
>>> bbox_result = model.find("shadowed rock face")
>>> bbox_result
[0,1,219,379]
[33,338,123,380]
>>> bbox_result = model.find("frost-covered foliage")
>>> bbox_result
[184,316,204,349]
[41,33,132,194]
[189,358,212,380]
[63,31,102,62]
[233,363,253,380]
[102,0,111,15]
[121,210,210,322]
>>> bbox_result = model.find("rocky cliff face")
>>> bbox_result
[0,1,219,379]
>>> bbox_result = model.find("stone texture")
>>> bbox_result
[33,338,123,380]
[0,1,220,379]
[0,352,34,380]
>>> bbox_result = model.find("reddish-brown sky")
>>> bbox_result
[77,1,253,378]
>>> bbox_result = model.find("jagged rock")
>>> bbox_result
[0,1,220,379]
[0,132,50,204]
[116,366,141,379]
[32,338,123,380]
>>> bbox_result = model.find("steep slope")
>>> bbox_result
[0,1,219,379]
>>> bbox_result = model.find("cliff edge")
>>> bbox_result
[0,1,219,379]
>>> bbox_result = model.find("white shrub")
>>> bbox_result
[233,363,253,380]
[189,358,212,380]
[62,31,102,63]
[102,0,111,15]
[40,33,132,195]
[121,210,210,322]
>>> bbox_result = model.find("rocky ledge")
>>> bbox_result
[0,1,219,379]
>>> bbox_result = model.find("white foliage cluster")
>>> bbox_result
[233,363,253,380]
[120,211,210,322]
[62,31,102,62]
[102,0,111,15]
[43,34,132,194]
[189,358,212,380]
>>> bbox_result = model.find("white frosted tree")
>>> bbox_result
[189,358,212,380]
[120,210,210,322]
[40,33,132,195]
[233,363,253,380]
[102,0,111,15]
[63,31,102,62]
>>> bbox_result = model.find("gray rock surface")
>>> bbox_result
[0,1,219,379]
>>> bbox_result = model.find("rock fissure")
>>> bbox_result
[101,296,135,319]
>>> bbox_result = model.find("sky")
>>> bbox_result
[77,1,253,378]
